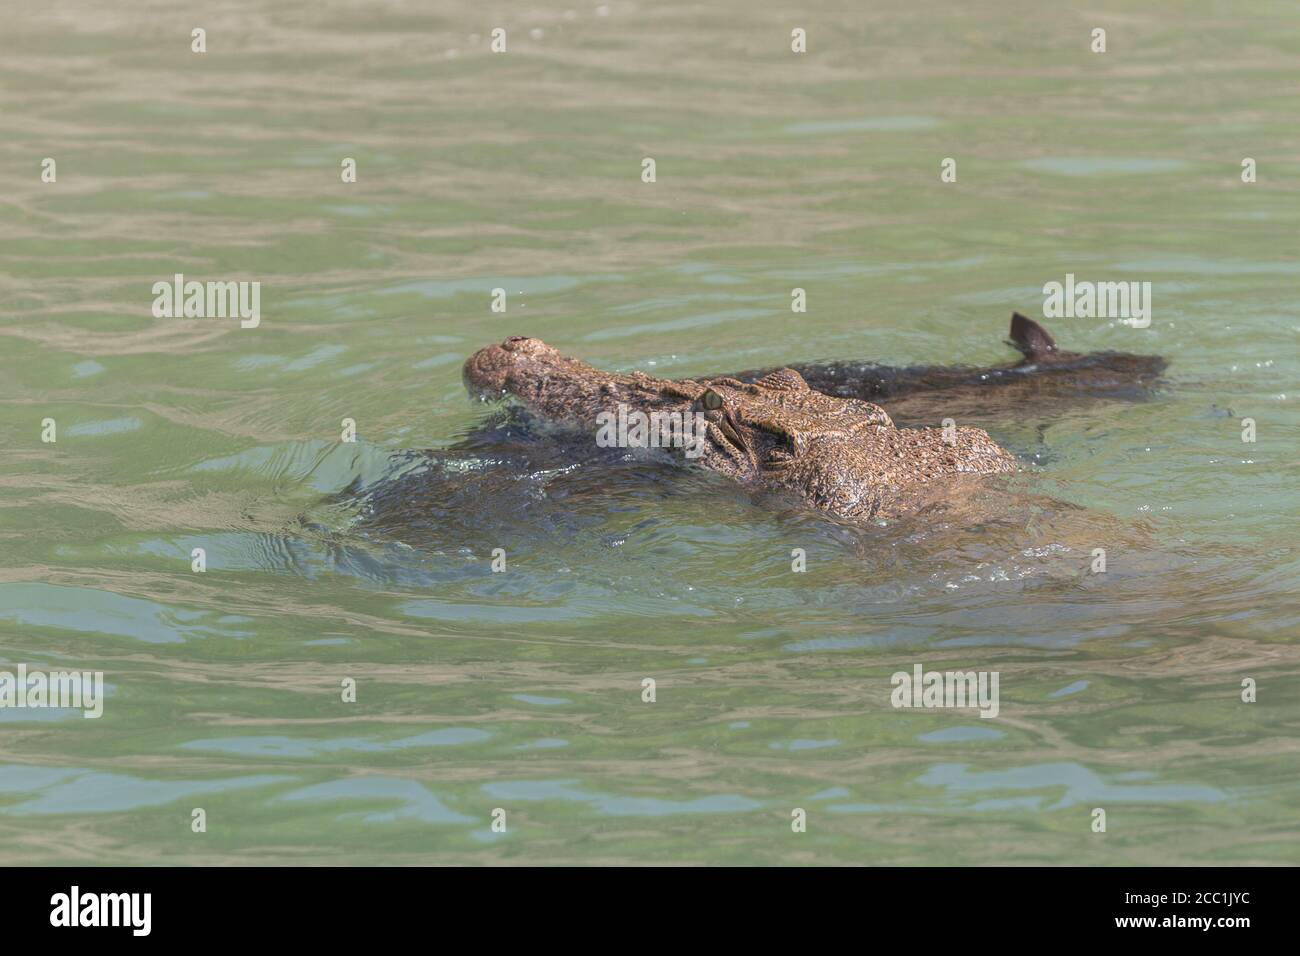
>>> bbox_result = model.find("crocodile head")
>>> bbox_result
[463,336,1017,520]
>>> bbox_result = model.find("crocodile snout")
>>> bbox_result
[462,341,513,399]
[463,336,561,400]
[501,335,547,352]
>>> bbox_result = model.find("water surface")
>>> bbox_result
[1,0,1297,865]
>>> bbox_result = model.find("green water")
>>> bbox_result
[2,1,1298,865]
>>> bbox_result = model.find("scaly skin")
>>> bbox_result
[463,336,1017,521]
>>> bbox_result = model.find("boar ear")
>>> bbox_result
[1008,312,1057,358]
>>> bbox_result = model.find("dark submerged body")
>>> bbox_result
[740,349,1166,403]
[730,314,1166,427]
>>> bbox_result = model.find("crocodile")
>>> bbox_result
[463,336,1017,521]
[730,314,1166,425]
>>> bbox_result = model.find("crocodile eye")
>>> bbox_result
[699,389,723,411]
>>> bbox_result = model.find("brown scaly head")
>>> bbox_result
[463,337,1017,521]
